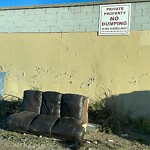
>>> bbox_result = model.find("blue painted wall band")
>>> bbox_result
[0,0,105,7]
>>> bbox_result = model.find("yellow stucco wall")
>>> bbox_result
[0,31,148,97]
[0,31,150,118]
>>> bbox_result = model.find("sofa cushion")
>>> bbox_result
[60,94,86,122]
[51,117,85,142]
[6,111,38,133]
[29,114,58,136]
[22,90,42,114]
[41,91,62,117]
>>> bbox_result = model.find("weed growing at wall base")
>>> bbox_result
[0,95,22,128]
[88,93,150,135]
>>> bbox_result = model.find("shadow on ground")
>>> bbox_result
[88,90,150,146]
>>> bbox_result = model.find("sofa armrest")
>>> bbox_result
[81,97,89,129]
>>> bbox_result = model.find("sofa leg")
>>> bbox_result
[70,139,85,150]
[70,142,79,150]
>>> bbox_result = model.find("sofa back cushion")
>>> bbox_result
[60,94,88,125]
[40,91,62,117]
[22,90,42,114]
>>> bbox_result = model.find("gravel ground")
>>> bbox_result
[0,128,149,150]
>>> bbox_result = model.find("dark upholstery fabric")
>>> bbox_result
[22,90,42,114]
[6,111,38,132]
[41,91,62,117]
[60,94,86,121]
[29,114,58,136]
[51,117,84,141]
[6,90,87,142]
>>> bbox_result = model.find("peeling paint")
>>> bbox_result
[36,66,49,76]
[0,32,149,101]
[0,65,3,71]
[55,74,62,78]
[140,74,148,78]
[0,31,149,120]
[80,77,95,89]
[128,77,137,85]
[16,68,26,80]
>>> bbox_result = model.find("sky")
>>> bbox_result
[0,0,105,7]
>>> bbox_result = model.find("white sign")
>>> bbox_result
[99,3,131,35]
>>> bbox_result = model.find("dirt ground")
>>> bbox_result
[0,128,149,150]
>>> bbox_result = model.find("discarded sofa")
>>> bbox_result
[6,90,89,142]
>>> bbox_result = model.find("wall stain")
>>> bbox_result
[123,49,129,58]
[16,68,25,80]
[55,72,74,84]
[55,74,62,78]
[36,66,49,77]
[0,65,4,71]
[128,77,137,85]
[141,74,148,77]
[80,77,95,89]
[30,74,39,84]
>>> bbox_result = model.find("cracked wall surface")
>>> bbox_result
[0,32,149,99]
